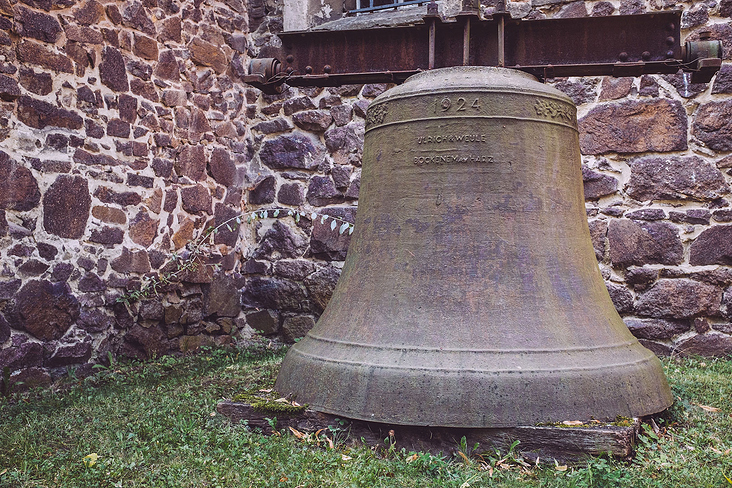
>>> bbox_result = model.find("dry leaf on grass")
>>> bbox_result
[693,403,721,413]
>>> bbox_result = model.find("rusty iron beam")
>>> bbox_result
[243,11,722,93]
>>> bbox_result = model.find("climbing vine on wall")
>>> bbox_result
[117,209,355,306]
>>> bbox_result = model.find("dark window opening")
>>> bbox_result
[349,0,427,14]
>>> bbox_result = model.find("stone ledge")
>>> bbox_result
[216,401,640,463]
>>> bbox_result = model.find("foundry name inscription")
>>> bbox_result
[417,134,488,144]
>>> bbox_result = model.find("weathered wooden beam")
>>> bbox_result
[216,401,640,463]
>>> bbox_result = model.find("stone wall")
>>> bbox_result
[1,0,732,389]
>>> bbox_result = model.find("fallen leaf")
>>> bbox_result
[82,453,99,468]
[289,427,306,439]
[562,420,584,426]
[712,447,723,454]
[341,454,352,461]
[458,451,470,463]
[326,436,334,449]
[555,465,568,472]
[0,469,7,476]
[693,403,721,413]
[725,473,732,485]
[259,389,273,393]
[406,453,419,462]
[274,398,289,403]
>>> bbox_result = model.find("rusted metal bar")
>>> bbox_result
[243,11,722,93]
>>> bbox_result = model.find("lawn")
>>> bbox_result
[1,341,731,487]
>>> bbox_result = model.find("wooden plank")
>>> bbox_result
[216,401,639,463]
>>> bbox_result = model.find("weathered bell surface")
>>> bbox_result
[275,67,673,428]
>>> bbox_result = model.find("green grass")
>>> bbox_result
[1,345,732,487]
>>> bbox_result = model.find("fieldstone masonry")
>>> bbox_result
[1,0,732,390]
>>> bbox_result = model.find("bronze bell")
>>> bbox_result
[275,67,672,428]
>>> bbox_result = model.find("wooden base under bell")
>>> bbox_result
[217,400,642,463]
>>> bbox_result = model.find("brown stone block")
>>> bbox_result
[693,100,732,152]
[157,15,181,43]
[582,166,618,200]
[129,210,158,247]
[42,174,91,239]
[0,151,40,211]
[111,247,151,273]
[259,133,324,170]
[17,39,73,73]
[175,144,207,181]
[13,5,62,43]
[121,1,156,35]
[636,279,721,319]
[181,185,212,214]
[172,217,195,250]
[188,36,227,74]
[18,259,50,277]
[94,186,141,206]
[100,46,129,92]
[64,24,103,44]
[0,74,20,102]
[625,318,690,341]
[73,0,104,25]
[209,147,236,187]
[73,148,123,166]
[293,110,333,132]
[282,315,315,342]
[118,93,137,123]
[0,210,7,237]
[133,32,158,60]
[90,225,124,245]
[599,77,633,101]
[627,156,729,202]
[608,220,683,267]
[676,333,732,357]
[307,176,344,206]
[17,95,83,130]
[18,67,52,95]
[690,225,732,266]
[15,280,80,341]
[130,78,159,102]
[213,203,240,246]
[162,89,187,107]
[107,118,131,138]
[154,49,180,80]
[579,99,687,155]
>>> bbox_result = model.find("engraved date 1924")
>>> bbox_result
[434,96,481,113]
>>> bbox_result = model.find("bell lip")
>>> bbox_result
[275,341,675,428]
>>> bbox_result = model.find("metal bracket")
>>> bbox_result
[243,9,723,93]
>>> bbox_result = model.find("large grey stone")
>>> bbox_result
[693,100,732,151]
[608,220,683,267]
[43,175,91,239]
[15,280,80,341]
[579,99,687,154]
[259,133,324,170]
[636,279,721,319]
[626,156,728,202]
[690,225,732,266]
[0,151,40,211]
